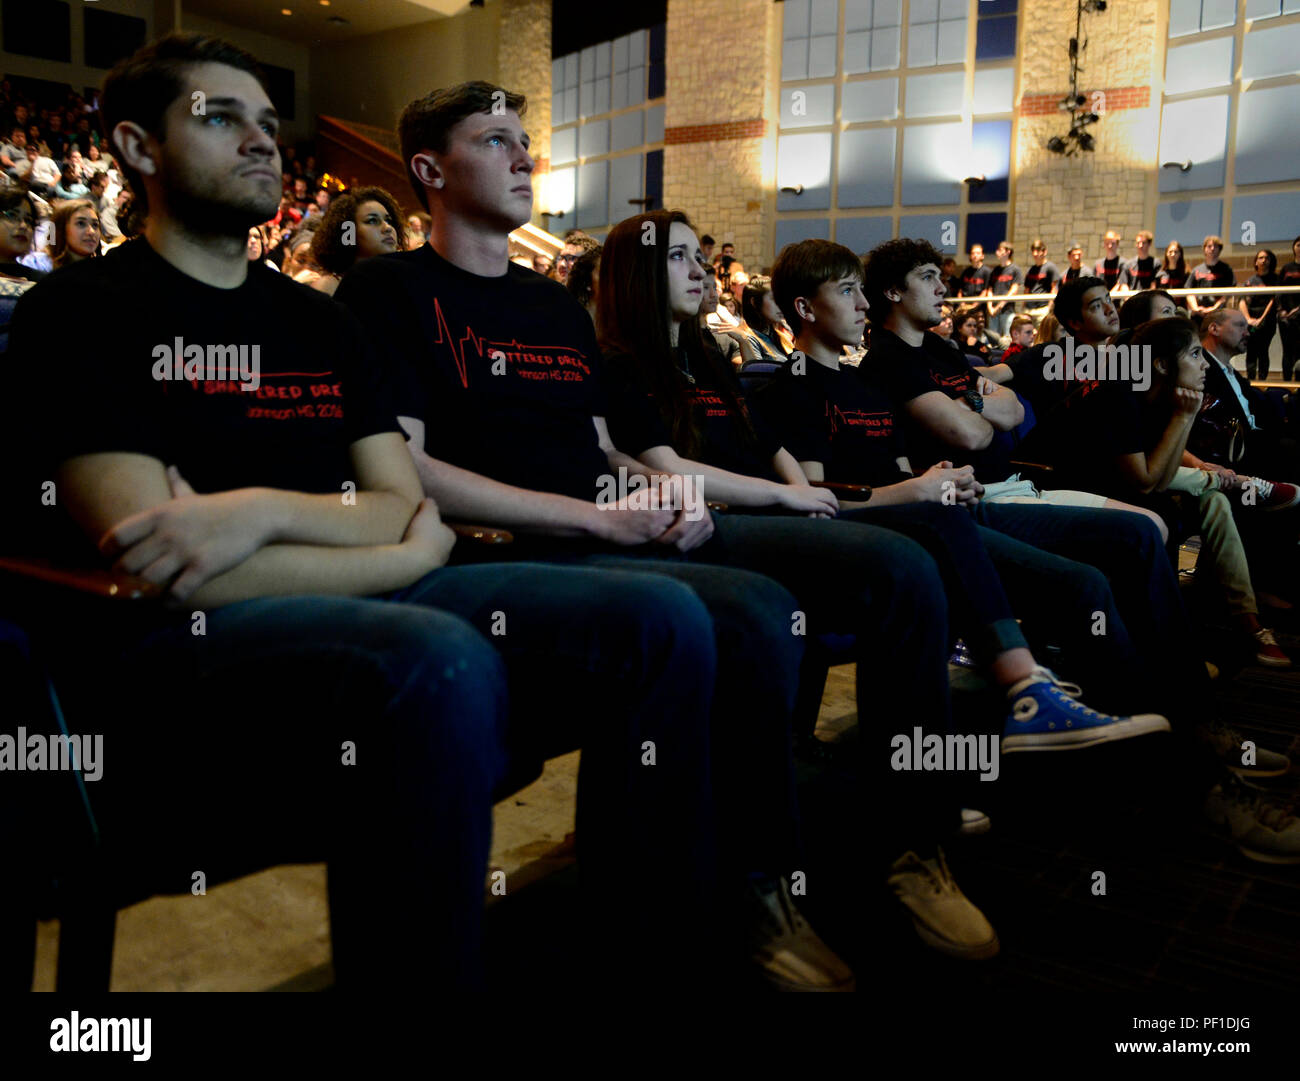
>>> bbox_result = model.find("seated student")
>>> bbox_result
[1024,318,1291,667]
[1118,287,1179,332]
[696,263,740,365]
[1022,239,1060,297]
[854,239,1295,803]
[735,274,793,364]
[1187,235,1235,317]
[1277,236,1300,381]
[957,243,992,298]
[940,255,961,298]
[985,241,1023,343]
[1155,239,1189,292]
[597,213,1166,963]
[1062,242,1085,286]
[49,198,101,268]
[1239,248,1279,381]
[1093,230,1124,291]
[8,33,739,992]
[973,315,1035,385]
[952,304,991,361]
[1120,230,1158,292]
[930,303,960,349]
[565,245,600,326]
[0,189,46,284]
[702,262,740,329]
[309,185,404,295]
[334,82,861,988]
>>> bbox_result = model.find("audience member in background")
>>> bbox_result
[1278,236,1300,381]
[1000,315,1036,362]
[531,251,553,276]
[290,176,312,216]
[1118,288,1179,333]
[554,230,598,284]
[958,243,992,297]
[247,224,277,270]
[406,211,430,250]
[0,126,26,181]
[736,274,793,364]
[84,143,109,174]
[940,256,961,298]
[24,144,59,198]
[43,113,70,160]
[1033,312,1064,346]
[952,304,989,360]
[727,266,750,308]
[1188,235,1235,316]
[309,185,404,296]
[282,230,321,285]
[0,190,46,282]
[720,241,735,261]
[697,266,741,366]
[1062,242,1086,286]
[931,303,956,345]
[719,289,741,321]
[1121,230,1157,291]
[564,245,600,325]
[701,264,739,330]
[1155,239,1189,291]
[699,233,715,263]
[1094,229,1123,290]
[53,164,89,201]
[1023,239,1059,296]
[1240,249,1279,381]
[67,148,93,182]
[50,198,101,268]
[309,187,331,218]
[985,240,1023,342]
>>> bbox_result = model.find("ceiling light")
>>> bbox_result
[281,7,292,14]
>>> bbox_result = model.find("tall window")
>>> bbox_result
[547,25,667,240]
[776,0,1018,259]
[1158,0,1300,254]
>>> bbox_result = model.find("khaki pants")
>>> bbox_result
[1169,467,1256,618]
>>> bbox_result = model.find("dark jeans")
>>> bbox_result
[1245,316,1276,381]
[59,595,509,990]
[1279,314,1300,381]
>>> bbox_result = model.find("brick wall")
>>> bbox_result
[498,0,553,229]
[1013,0,1162,263]
[663,0,774,266]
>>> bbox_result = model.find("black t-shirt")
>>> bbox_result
[959,265,992,297]
[753,358,909,486]
[1244,273,1278,320]
[990,263,1023,297]
[1154,266,1188,290]
[1120,256,1156,291]
[9,238,399,560]
[0,260,46,282]
[334,244,614,503]
[1026,378,1168,498]
[1277,262,1300,318]
[862,326,1012,480]
[605,346,783,483]
[1094,256,1123,289]
[1062,265,1084,285]
[1023,262,1059,294]
[1188,261,1235,307]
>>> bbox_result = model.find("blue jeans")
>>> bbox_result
[60,595,508,990]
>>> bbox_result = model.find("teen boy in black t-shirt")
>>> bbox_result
[959,243,993,297]
[1094,230,1123,290]
[1023,238,1059,295]
[1120,230,1157,291]
[1276,236,1300,380]
[1188,235,1236,315]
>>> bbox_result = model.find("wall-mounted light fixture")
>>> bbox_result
[779,184,804,194]
[1161,160,1193,172]
[963,174,986,188]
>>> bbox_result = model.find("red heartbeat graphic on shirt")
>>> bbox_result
[431,298,590,388]
[826,404,892,435]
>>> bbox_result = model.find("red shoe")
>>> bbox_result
[1253,628,1292,667]
[1244,477,1300,511]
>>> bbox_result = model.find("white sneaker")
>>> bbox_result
[745,876,855,991]
[1205,778,1300,864]
[957,808,991,836]
[888,849,999,960]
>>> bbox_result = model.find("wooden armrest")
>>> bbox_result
[448,523,514,545]
[810,480,874,499]
[0,555,161,601]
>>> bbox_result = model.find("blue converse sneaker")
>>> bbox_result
[1002,667,1170,754]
